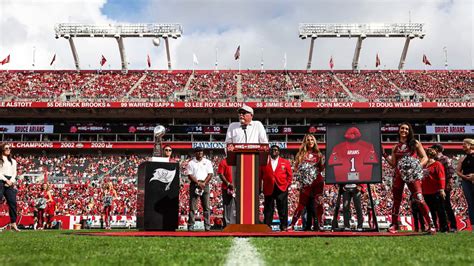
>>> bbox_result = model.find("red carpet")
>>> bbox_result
[73,230,428,238]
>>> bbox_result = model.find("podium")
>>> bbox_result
[226,144,270,231]
[137,161,180,231]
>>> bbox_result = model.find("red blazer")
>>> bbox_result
[259,157,293,196]
[422,161,445,195]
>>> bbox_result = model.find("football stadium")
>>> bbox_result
[0,0,473,265]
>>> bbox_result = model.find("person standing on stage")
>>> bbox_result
[260,145,293,231]
[422,148,448,232]
[431,143,458,232]
[456,138,474,229]
[217,157,236,227]
[225,104,268,144]
[384,122,435,233]
[289,134,325,231]
[102,181,117,230]
[0,143,20,231]
[186,147,214,231]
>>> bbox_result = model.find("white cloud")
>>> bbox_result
[0,0,471,70]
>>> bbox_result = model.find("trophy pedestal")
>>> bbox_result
[137,161,180,231]
[149,157,169,162]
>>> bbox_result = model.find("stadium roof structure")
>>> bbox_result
[54,23,183,71]
[299,23,426,70]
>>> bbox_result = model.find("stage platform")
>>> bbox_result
[73,230,428,238]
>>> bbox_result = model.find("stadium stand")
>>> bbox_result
[1,70,471,102]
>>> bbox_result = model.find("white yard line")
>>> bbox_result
[224,238,265,266]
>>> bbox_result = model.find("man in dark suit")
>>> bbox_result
[260,145,293,231]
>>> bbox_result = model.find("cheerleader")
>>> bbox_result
[384,122,435,233]
[36,183,53,230]
[289,134,325,231]
[102,181,117,230]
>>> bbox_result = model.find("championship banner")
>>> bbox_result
[10,142,153,149]
[325,122,382,184]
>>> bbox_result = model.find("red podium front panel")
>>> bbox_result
[227,144,269,225]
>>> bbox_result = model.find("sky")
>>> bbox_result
[0,0,472,70]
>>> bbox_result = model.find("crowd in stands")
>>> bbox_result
[241,72,293,101]
[129,72,190,100]
[189,72,237,100]
[289,72,349,102]
[81,72,141,100]
[0,70,471,102]
[0,71,92,100]
[383,70,472,101]
[0,152,469,226]
[335,72,399,101]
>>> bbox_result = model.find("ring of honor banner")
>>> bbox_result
[137,161,180,231]
[325,122,382,184]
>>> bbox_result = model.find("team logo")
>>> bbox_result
[150,168,177,191]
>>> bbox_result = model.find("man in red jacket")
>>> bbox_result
[260,145,293,231]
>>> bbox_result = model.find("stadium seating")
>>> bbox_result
[289,71,350,101]
[1,70,471,102]
[189,71,237,100]
[241,72,292,101]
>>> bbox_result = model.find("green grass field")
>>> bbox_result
[0,230,472,265]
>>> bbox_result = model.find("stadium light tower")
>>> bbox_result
[55,23,183,71]
[298,23,425,70]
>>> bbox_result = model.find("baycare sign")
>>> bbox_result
[0,101,473,109]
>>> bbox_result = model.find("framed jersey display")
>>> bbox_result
[325,122,382,184]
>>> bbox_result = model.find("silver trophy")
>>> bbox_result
[152,125,166,158]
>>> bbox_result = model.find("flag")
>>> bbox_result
[234,45,240,60]
[147,54,151,68]
[100,55,107,66]
[376,53,381,67]
[329,56,334,70]
[0,54,10,65]
[50,54,56,66]
[283,53,287,69]
[422,54,431,66]
[193,53,199,65]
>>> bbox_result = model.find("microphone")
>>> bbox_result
[241,124,248,143]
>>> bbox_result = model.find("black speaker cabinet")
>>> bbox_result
[137,161,180,231]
